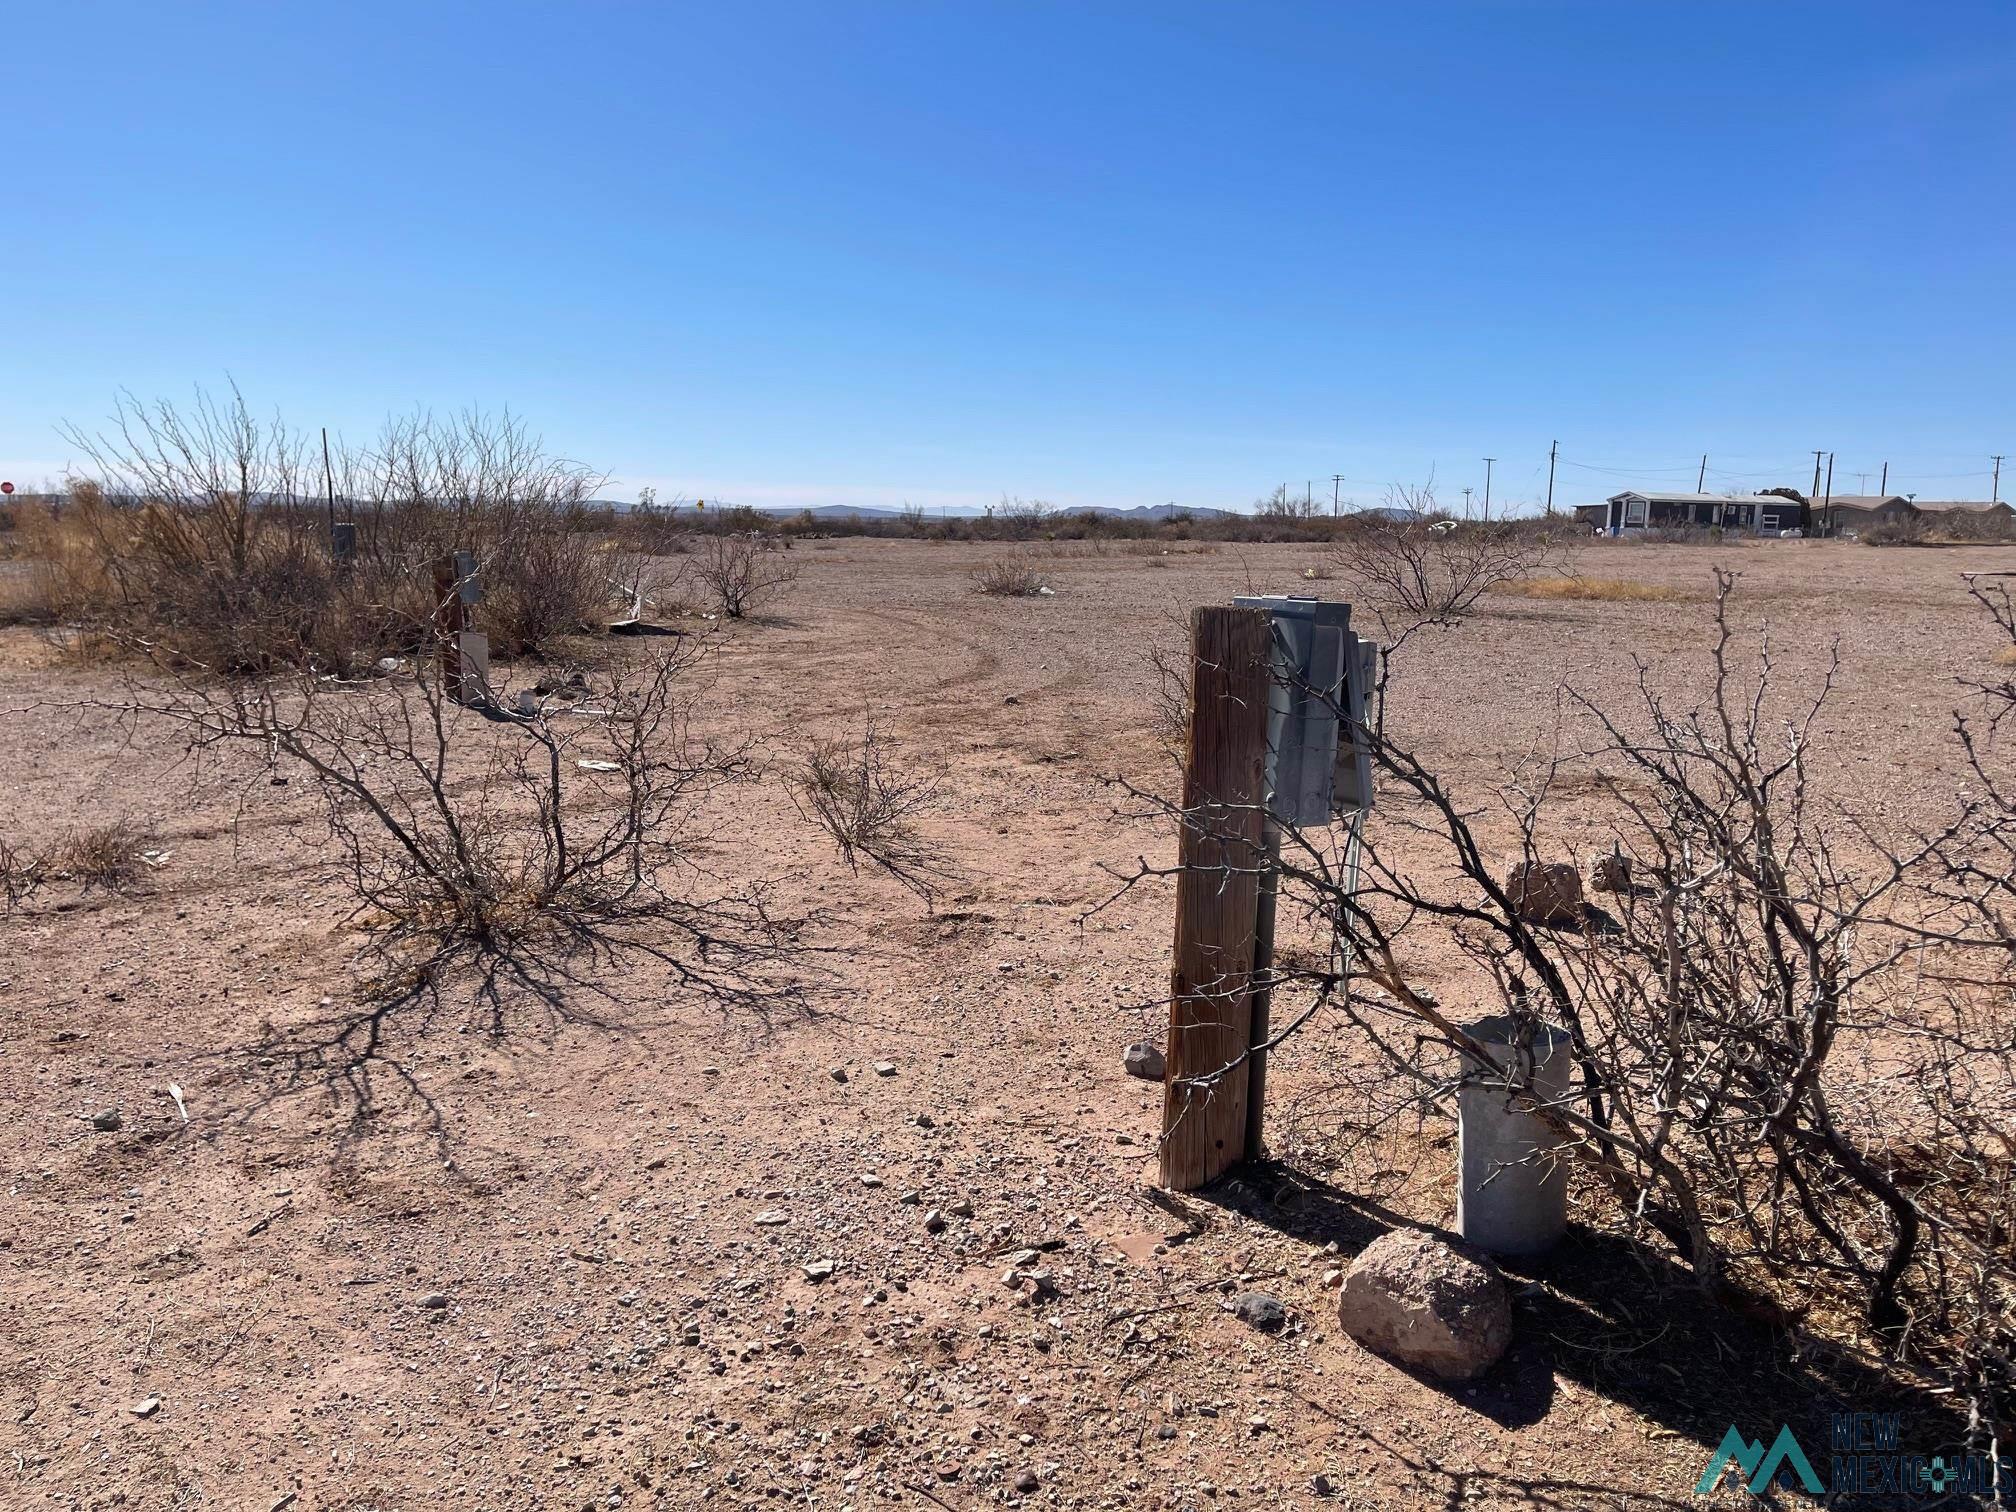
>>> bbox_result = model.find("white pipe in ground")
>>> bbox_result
[1456,1016,1571,1257]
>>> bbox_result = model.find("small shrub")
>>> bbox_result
[971,557,1051,597]
[1861,516,1932,547]
[791,725,950,901]
[695,534,798,619]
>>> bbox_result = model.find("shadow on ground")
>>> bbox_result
[1198,1159,1977,1508]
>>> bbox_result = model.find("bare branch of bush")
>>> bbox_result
[1328,482,1563,647]
[1104,568,2016,1438]
[790,723,952,902]
[694,533,798,619]
[111,626,806,1029]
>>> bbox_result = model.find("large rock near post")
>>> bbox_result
[1506,860,1584,924]
[1336,1230,1512,1381]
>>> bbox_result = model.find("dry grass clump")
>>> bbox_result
[1,820,161,907]
[1494,575,1688,602]
[790,725,950,901]
[970,556,1052,597]
[792,728,948,895]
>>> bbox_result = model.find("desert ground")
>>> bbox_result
[3,537,2007,1511]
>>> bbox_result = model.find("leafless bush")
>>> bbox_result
[1859,515,1932,547]
[995,496,1053,537]
[971,556,1051,597]
[791,724,951,901]
[115,627,802,1024]
[694,533,797,619]
[1329,489,1562,645]
[48,389,614,670]
[1110,570,2016,1437]
[0,820,159,907]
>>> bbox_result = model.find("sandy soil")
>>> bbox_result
[3,538,2008,1511]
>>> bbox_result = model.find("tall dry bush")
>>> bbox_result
[48,389,616,671]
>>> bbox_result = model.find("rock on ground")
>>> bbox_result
[1505,860,1584,924]
[1336,1229,1511,1381]
[1230,1291,1287,1332]
[1123,1041,1166,1080]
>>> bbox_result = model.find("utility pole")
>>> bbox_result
[1880,461,1888,495]
[1697,453,1708,492]
[1854,472,1869,494]
[1482,458,1495,521]
[1331,474,1345,517]
[1823,452,1835,535]
[1545,440,1558,518]
[1995,456,2006,505]
[1811,450,1825,504]
[1462,486,1474,519]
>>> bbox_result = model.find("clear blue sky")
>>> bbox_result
[5,2,2014,512]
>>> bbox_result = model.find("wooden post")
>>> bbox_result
[431,554,470,698]
[1159,605,1272,1191]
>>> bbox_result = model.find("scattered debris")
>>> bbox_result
[872,1060,897,1077]
[574,759,622,773]
[803,1259,836,1282]
[165,1083,188,1123]
[130,1396,160,1419]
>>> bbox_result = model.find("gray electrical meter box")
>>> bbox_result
[1232,595,1376,825]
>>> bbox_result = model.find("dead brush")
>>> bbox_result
[1492,575,1687,602]
[970,556,1051,597]
[0,820,159,907]
[791,724,951,902]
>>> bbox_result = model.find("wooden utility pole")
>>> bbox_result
[321,427,337,540]
[1823,452,1835,534]
[1545,440,1557,517]
[1482,458,1495,521]
[432,555,470,693]
[1995,455,2006,506]
[1331,474,1345,517]
[1697,454,1708,492]
[1159,606,1272,1191]
[1880,461,1888,495]
[1811,450,1825,503]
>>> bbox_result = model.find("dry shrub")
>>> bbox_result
[1860,515,1933,547]
[971,556,1051,597]
[791,724,950,901]
[1328,488,1562,644]
[117,633,800,1023]
[1,820,159,907]
[44,389,616,672]
[1494,576,1687,602]
[694,534,797,619]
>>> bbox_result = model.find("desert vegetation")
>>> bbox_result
[8,411,2016,1507]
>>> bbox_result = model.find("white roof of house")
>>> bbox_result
[1607,491,1792,505]
[1912,498,2011,513]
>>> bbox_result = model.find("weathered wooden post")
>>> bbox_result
[1159,606,1273,1191]
[430,551,488,704]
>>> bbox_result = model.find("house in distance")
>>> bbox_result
[1595,490,1809,536]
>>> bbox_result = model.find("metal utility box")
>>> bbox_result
[1232,595,1375,824]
